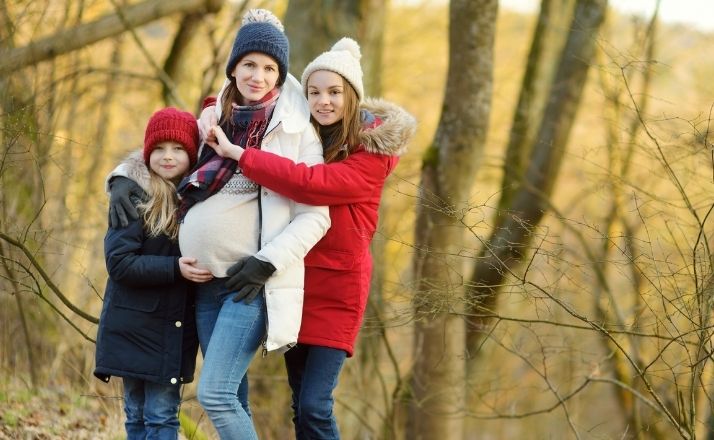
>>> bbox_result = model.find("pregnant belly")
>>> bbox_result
[178,194,260,277]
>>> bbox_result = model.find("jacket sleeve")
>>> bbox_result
[104,221,179,287]
[239,147,398,206]
[254,128,330,272]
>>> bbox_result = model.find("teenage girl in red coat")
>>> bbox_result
[204,37,416,439]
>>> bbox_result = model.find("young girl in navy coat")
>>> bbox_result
[206,38,416,439]
[94,107,213,440]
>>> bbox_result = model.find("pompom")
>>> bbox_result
[331,37,361,60]
[242,9,284,32]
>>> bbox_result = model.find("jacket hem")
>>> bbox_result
[297,336,354,357]
[93,368,193,385]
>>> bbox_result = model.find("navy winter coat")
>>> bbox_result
[94,218,198,386]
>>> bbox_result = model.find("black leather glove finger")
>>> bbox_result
[119,193,140,220]
[225,256,276,294]
[232,286,261,304]
[225,259,247,291]
[109,198,128,228]
[109,204,121,229]
[108,176,145,228]
[226,258,246,277]
[227,277,250,293]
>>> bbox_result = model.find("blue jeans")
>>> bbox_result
[123,377,181,440]
[195,277,266,439]
[284,344,347,439]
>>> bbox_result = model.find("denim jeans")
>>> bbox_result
[123,377,181,440]
[195,277,265,439]
[284,344,347,439]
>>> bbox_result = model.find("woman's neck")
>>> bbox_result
[237,86,280,106]
[319,121,344,158]
[319,120,341,137]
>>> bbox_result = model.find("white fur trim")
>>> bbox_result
[359,98,417,157]
[105,150,151,194]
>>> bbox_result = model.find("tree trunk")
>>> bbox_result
[0,0,222,75]
[284,0,385,97]
[406,0,497,438]
[498,0,574,212]
[464,0,608,394]
[1,0,57,385]
[162,12,206,106]
[75,36,124,303]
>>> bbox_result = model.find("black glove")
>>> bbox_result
[226,256,276,304]
[108,176,146,228]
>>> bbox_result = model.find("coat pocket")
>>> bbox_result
[304,248,356,270]
[113,287,160,312]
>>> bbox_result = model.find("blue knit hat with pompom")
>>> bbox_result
[225,9,289,86]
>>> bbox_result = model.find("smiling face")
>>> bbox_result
[307,70,346,126]
[149,141,190,183]
[231,52,280,104]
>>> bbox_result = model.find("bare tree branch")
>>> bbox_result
[0,232,98,324]
[0,0,222,75]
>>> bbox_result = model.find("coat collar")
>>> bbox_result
[268,74,311,134]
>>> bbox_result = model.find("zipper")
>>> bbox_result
[256,118,281,359]
[263,121,281,141]
[261,291,269,358]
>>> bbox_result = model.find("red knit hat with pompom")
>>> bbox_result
[143,107,199,166]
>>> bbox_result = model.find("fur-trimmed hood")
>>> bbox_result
[105,150,152,194]
[359,98,416,157]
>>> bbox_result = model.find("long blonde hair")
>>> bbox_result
[316,77,361,163]
[138,171,180,240]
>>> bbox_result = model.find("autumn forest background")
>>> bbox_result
[1,0,713,439]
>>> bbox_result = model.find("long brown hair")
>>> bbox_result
[219,80,242,127]
[138,172,181,240]
[315,77,361,163]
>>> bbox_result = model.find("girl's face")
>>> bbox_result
[149,141,190,183]
[231,52,280,104]
[307,70,345,126]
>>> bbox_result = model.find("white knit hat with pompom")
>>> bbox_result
[301,37,364,101]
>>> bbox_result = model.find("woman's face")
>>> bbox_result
[149,141,190,183]
[307,70,345,126]
[231,52,280,103]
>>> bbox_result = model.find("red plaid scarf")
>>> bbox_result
[176,88,280,221]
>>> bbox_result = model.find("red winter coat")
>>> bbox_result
[239,98,416,356]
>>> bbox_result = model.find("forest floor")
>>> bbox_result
[0,376,209,440]
[0,378,124,440]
